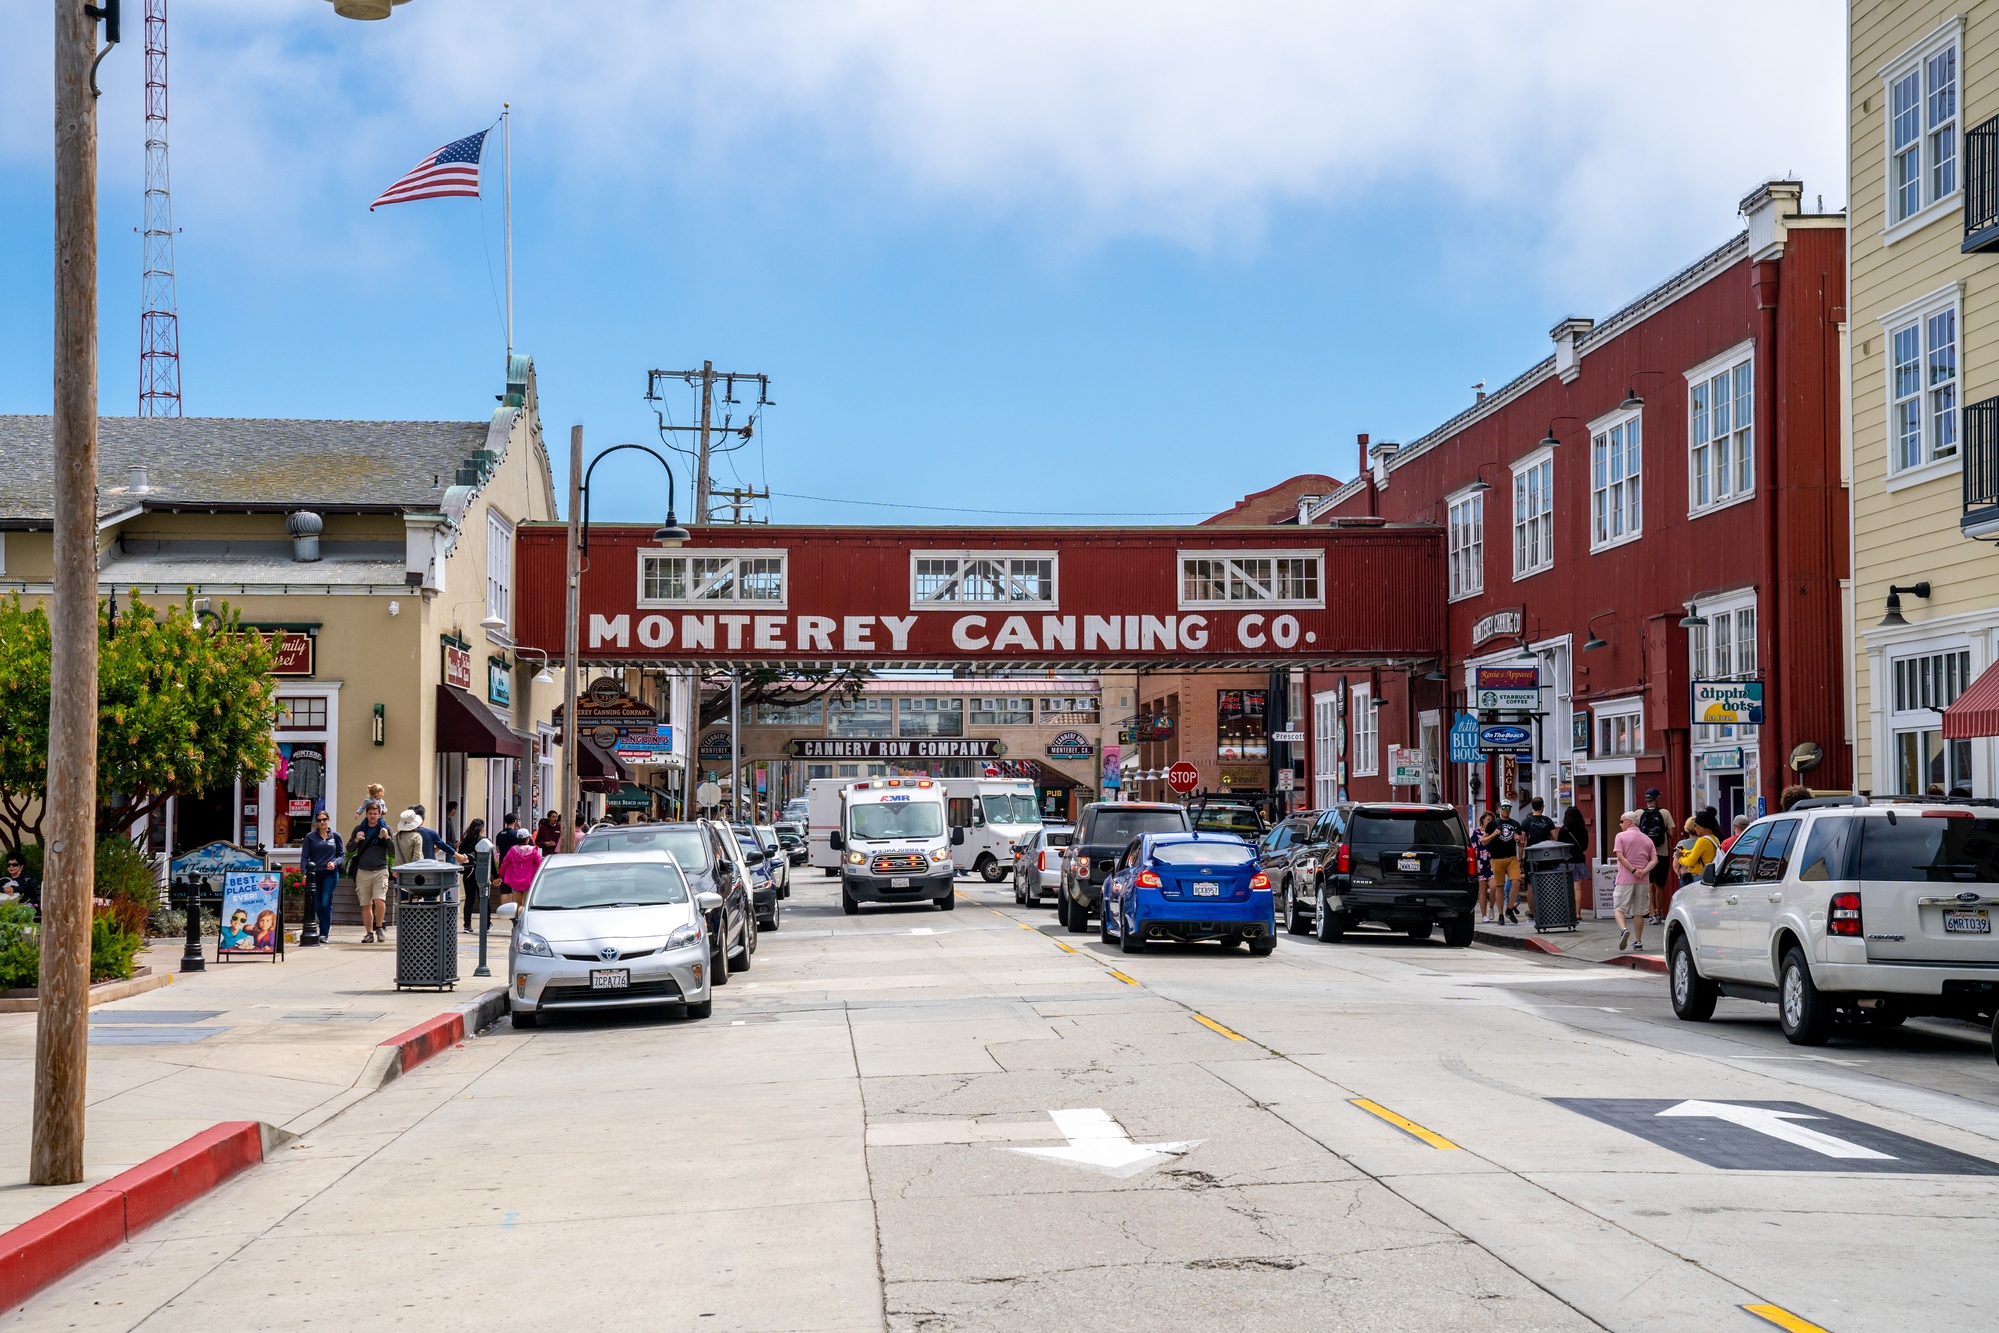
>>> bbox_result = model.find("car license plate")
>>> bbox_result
[889,876,911,888]
[1193,882,1221,897]
[1397,855,1423,872]
[590,969,630,990]
[1944,909,1991,934]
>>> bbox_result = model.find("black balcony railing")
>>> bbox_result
[1962,395,1999,537]
[1965,114,1999,253]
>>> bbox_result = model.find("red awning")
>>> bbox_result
[435,684,525,758]
[577,736,630,793]
[1943,659,1999,738]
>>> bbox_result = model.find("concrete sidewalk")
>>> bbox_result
[1473,910,1668,970]
[0,932,505,1229]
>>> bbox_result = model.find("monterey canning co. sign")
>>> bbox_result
[514,524,1442,667]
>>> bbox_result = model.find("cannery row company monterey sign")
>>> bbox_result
[517,524,1443,667]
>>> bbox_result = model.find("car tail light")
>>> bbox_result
[1829,891,1863,937]
[1924,809,1972,818]
[1249,871,1271,890]
[1135,870,1163,888]
[1336,844,1350,874]
[1466,846,1479,878]
[1037,851,1047,871]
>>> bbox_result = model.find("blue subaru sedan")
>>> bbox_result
[1099,832,1275,955]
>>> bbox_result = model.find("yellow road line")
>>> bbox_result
[1052,940,1077,954]
[1740,1305,1832,1333]
[1348,1098,1460,1150]
[1106,969,1139,986]
[1018,922,1038,931]
[1192,1013,1243,1040]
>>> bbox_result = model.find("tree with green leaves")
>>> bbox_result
[0,593,279,851]
[695,663,871,730]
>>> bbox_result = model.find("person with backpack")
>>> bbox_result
[1636,788,1676,924]
[345,803,397,944]
[1557,805,1592,920]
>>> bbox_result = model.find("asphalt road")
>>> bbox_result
[15,872,1999,1333]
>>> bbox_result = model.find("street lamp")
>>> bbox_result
[516,647,557,686]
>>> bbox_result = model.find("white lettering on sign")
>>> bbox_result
[799,615,835,652]
[1043,616,1076,650]
[953,615,989,649]
[683,615,715,649]
[882,615,916,651]
[1272,614,1300,649]
[721,614,751,650]
[1181,615,1209,649]
[589,613,630,649]
[1084,616,1120,651]
[638,614,672,648]
[1238,613,1266,648]
[843,616,875,651]
[994,615,1036,650]
[755,615,786,650]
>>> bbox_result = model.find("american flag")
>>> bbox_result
[370,129,489,210]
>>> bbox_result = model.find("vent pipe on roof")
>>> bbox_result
[127,465,150,494]
[287,510,324,563]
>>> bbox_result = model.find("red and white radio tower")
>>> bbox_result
[138,0,182,416]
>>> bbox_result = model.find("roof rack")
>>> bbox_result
[1789,794,1999,810]
[1789,795,1868,810]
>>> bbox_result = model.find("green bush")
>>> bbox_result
[91,914,143,983]
[0,902,39,990]
[95,836,159,907]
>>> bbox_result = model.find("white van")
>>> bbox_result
[806,777,854,874]
[941,778,1044,882]
[828,778,961,914]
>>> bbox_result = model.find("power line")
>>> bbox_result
[766,490,1212,517]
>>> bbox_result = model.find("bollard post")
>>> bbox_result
[472,837,494,977]
[175,874,206,973]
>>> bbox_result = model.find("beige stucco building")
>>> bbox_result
[1849,5,1999,795]
[0,356,587,866]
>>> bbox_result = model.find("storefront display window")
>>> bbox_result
[1218,689,1269,763]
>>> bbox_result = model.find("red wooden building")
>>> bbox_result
[1302,180,1848,862]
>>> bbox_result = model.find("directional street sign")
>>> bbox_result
[1004,1108,1201,1179]
[1551,1098,1999,1174]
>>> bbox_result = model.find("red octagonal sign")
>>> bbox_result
[1166,761,1200,794]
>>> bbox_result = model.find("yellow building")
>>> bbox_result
[0,356,570,866]
[1849,5,1999,795]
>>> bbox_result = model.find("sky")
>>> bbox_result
[0,1,1846,525]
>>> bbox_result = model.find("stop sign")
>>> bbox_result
[1166,761,1200,794]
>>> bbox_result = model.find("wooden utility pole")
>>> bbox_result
[37,0,105,1186]
[561,424,582,853]
[693,360,713,524]
[643,363,770,528]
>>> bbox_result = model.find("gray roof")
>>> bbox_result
[0,415,501,523]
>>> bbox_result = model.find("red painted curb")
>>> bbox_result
[1519,936,1565,955]
[0,1120,263,1310]
[381,1011,465,1074]
[1606,953,1669,974]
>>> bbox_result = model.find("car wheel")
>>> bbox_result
[1066,891,1091,933]
[1778,947,1833,1045]
[510,1009,538,1029]
[979,855,1008,884]
[1443,914,1475,948]
[1669,935,1718,1022]
[1314,884,1347,943]
[1284,881,1311,934]
[1119,903,1145,954]
[710,933,730,984]
[1406,921,1433,941]
[1100,902,1115,945]
[1055,889,1069,926]
[1014,874,1025,905]
[824,867,840,878]
[727,921,751,972]
[937,890,956,911]
[761,895,782,932]
[1248,934,1275,957]
[841,886,860,916]
[684,998,713,1020]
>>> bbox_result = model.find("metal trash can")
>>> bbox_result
[1523,840,1578,933]
[391,859,461,990]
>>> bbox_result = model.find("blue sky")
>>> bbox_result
[0,2,1845,524]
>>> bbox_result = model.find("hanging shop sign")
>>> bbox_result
[1474,666,1540,711]
[169,841,265,884]
[441,634,473,691]
[785,738,1007,760]
[247,626,316,677]
[1478,723,1535,757]
[1700,747,1745,771]
[699,730,734,760]
[1046,730,1095,760]
[613,727,675,763]
[1102,744,1122,791]
[1572,708,1591,755]
[1448,712,1481,764]
[1470,609,1522,647]
[1692,679,1765,725]
[487,657,512,707]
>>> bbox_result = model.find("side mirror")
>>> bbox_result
[697,891,724,913]
[1701,865,1719,886]
[495,902,519,920]
[743,850,766,866]
[951,827,965,846]
[829,831,845,851]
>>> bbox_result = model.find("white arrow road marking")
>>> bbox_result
[1005,1108,1201,1178]
[1655,1100,1897,1160]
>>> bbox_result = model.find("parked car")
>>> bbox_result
[1665,798,1999,1046]
[1100,832,1275,955]
[1314,803,1476,947]
[499,850,718,1028]
[774,822,808,866]
[749,824,791,897]
[1258,812,1327,932]
[572,821,756,979]
[1192,799,1266,838]
[1059,802,1193,931]
[1012,824,1075,906]
[732,824,785,930]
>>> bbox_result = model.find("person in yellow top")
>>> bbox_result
[1674,812,1722,883]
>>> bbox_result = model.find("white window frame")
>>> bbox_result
[1312,691,1339,807]
[1684,340,1756,516]
[1510,447,1554,581]
[1880,18,1963,242]
[1878,282,1962,483]
[485,510,513,631]
[636,548,789,609]
[1593,696,1644,759]
[909,550,1058,610]
[1689,591,1758,744]
[1587,407,1643,552]
[1350,683,1378,776]
[1176,549,1325,610]
[1886,639,1975,796]
[1446,487,1484,601]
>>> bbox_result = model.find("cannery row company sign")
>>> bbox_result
[514,524,1443,666]
[786,738,1007,760]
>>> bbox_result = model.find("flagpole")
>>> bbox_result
[493,102,503,353]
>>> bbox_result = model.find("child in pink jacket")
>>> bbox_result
[498,841,543,900]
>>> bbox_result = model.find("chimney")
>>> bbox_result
[1550,316,1594,383]
[286,510,324,563]
[127,464,150,494]
[1740,178,1803,261]
[1356,432,1370,481]
[1369,440,1402,490]
[1294,494,1321,525]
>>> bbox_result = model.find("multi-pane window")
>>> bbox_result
[1889,303,1958,472]
[897,697,964,737]
[1893,649,1973,712]
[1590,415,1641,548]
[970,696,1034,725]
[912,553,1056,607]
[1690,357,1754,510]
[1039,695,1100,721]
[1350,684,1377,776]
[639,551,786,605]
[1447,493,1483,598]
[827,698,894,737]
[1890,647,1974,796]
[1596,704,1642,757]
[1512,454,1553,578]
[1691,603,1758,743]
[751,699,825,725]
[276,696,328,731]
[1178,552,1324,608]
[486,511,512,628]
[1888,35,1959,225]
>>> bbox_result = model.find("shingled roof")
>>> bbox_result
[0,415,501,524]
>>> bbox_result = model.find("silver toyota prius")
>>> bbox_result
[501,851,721,1028]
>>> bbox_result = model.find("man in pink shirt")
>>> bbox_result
[1612,810,1657,952]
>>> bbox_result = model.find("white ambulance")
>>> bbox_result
[826,778,960,914]
[941,777,1044,882]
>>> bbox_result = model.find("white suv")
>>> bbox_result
[1665,798,1999,1045]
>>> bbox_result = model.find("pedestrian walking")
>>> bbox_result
[498,836,543,909]
[458,818,487,932]
[1474,811,1498,922]
[1675,812,1722,886]
[534,809,562,856]
[1489,801,1524,924]
[346,803,397,943]
[1523,797,1556,850]
[1636,788,1675,924]
[1612,810,1657,952]
[443,800,461,846]
[300,811,343,944]
[494,811,527,864]
[1558,805,1591,919]
[394,808,426,867]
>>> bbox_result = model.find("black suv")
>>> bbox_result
[1059,801,1192,932]
[573,820,759,980]
[1311,803,1476,947]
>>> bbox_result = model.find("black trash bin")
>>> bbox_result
[391,859,461,990]
[1523,840,1578,932]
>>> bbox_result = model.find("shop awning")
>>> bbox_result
[1942,660,1999,738]
[577,736,631,793]
[435,684,525,758]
